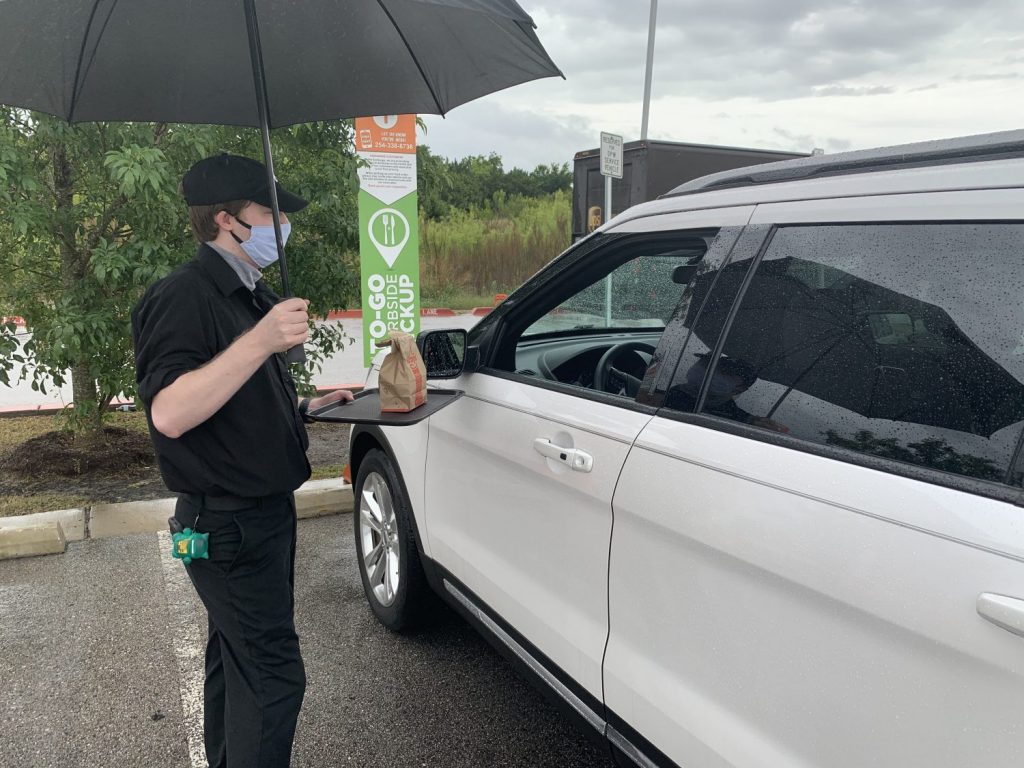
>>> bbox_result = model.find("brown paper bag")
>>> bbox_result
[378,331,428,412]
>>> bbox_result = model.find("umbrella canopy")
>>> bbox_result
[0,0,562,126]
[0,0,562,360]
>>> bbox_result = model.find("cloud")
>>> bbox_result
[420,100,595,169]
[952,72,1023,82]
[812,85,896,97]
[530,0,1024,102]
[417,0,1024,170]
[772,126,852,153]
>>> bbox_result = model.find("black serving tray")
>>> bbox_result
[306,387,463,426]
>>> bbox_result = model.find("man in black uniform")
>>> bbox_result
[131,154,352,768]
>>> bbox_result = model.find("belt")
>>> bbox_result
[181,492,291,512]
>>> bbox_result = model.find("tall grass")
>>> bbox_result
[419,189,571,303]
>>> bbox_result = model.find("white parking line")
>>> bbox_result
[157,530,209,768]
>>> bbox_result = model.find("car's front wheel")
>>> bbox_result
[353,448,433,631]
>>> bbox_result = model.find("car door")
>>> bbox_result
[604,192,1024,767]
[424,209,752,728]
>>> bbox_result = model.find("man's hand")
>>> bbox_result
[151,298,311,439]
[254,298,310,354]
[308,389,355,411]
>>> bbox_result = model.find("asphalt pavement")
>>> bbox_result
[0,513,613,768]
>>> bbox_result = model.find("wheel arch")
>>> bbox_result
[349,426,387,487]
[349,424,439,587]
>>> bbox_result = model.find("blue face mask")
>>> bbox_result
[707,374,739,399]
[232,217,290,268]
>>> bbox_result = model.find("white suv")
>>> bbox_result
[348,131,1024,768]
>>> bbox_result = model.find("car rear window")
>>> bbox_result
[681,223,1024,485]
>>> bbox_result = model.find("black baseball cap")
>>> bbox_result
[181,153,308,212]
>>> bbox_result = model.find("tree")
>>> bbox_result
[415,145,454,219]
[415,145,572,218]
[0,110,361,440]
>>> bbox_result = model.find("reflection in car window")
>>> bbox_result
[654,229,763,408]
[693,224,1024,485]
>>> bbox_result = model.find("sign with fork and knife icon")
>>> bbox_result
[356,115,421,365]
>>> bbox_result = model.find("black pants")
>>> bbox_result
[174,493,306,768]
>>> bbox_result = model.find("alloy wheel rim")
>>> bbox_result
[359,471,401,607]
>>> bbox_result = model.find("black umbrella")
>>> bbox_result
[0,0,563,360]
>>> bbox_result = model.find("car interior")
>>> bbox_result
[494,234,716,398]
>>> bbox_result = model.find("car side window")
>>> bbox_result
[522,250,703,337]
[682,223,1024,485]
[494,230,738,400]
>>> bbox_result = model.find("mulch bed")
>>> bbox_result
[0,421,350,511]
[3,427,154,477]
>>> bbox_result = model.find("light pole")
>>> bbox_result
[640,0,658,141]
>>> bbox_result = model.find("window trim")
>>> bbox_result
[691,226,776,413]
[678,219,1024,497]
[641,224,774,408]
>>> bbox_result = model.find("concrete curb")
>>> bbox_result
[0,522,66,560]
[0,507,89,542]
[0,479,353,560]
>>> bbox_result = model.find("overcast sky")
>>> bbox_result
[419,0,1024,169]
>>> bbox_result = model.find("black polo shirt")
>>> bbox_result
[131,244,310,497]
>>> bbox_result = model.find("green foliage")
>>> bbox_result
[415,145,572,302]
[417,146,571,219]
[0,110,360,432]
[420,189,571,300]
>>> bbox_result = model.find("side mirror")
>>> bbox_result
[672,264,700,285]
[417,328,468,379]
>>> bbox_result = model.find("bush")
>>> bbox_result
[419,189,571,298]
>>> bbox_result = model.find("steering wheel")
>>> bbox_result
[595,341,658,397]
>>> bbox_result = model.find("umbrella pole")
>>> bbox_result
[765,331,851,418]
[243,0,306,363]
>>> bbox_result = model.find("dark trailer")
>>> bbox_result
[573,139,810,240]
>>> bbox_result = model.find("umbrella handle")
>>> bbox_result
[244,0,294,299]
[285,344,306,364]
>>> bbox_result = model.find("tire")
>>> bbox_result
[353,448,433,631]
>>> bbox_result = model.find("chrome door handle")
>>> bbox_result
[533,438,594,473]
[977,593,1024,639]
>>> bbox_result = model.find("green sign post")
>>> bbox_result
[355,115,420,366]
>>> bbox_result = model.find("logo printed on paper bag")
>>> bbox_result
[367,208,410,268]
